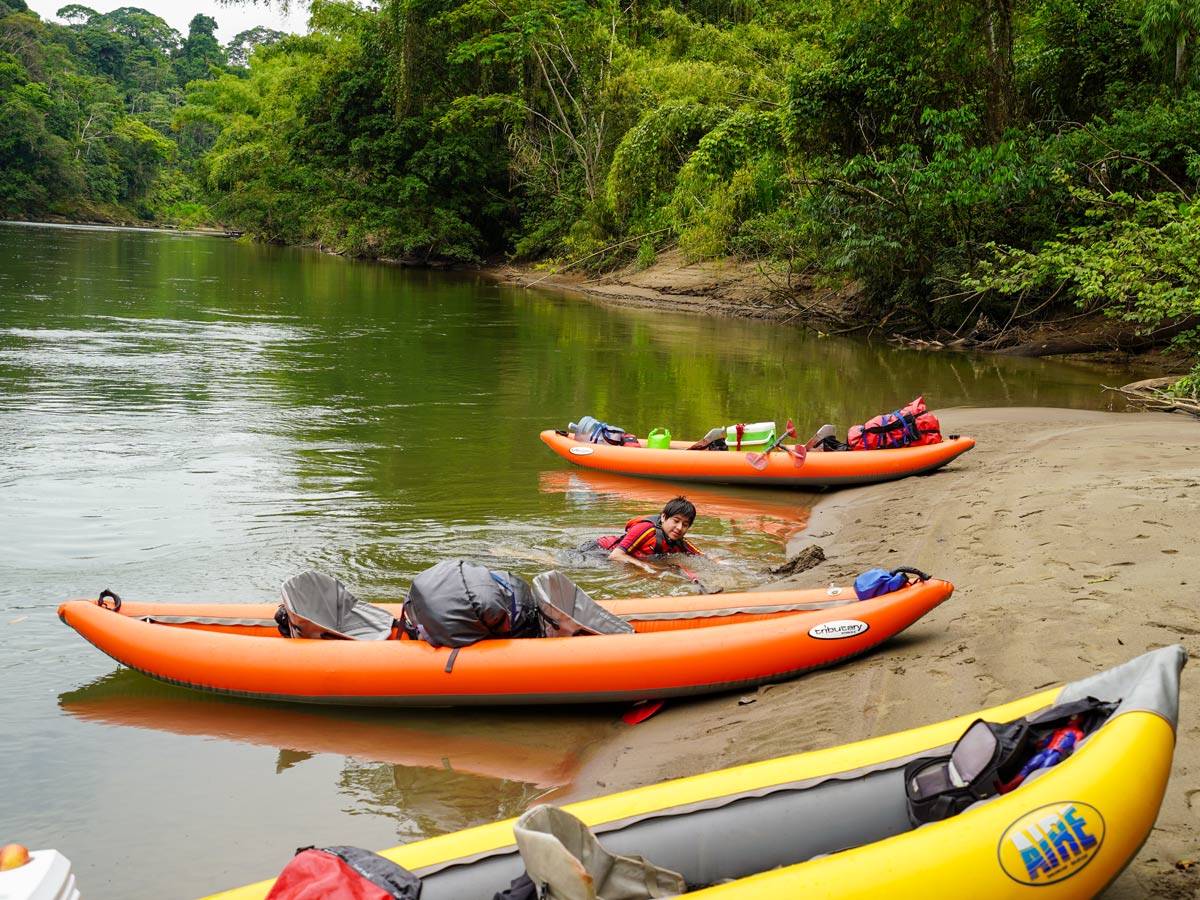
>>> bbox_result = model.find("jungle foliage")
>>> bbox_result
[0,0,283,221]
[2,0,1198,376]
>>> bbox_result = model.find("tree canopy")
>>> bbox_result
[2,0,1197,384]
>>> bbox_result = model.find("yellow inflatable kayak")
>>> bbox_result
[205,645,1184,899]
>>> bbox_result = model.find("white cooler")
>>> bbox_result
[0,850,80,900]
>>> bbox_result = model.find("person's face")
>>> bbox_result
[661,513,692,541]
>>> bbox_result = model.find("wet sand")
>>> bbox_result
[561,407,1200,899]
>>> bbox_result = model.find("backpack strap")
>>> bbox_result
[890,566,930,582]
[865,411,920,448]
[624,520,662,554]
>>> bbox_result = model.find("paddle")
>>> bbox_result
[746,419,797,470]
[621,699,665,725]
[780,423,834,468]
[674,563,722,594]
[686,426,725,451]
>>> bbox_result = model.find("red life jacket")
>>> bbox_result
[596,515,700,557]
[847,396,943,450]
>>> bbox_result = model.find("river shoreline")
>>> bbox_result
[8,216,1195,376]
[481,248,839,324]
[483,252,1198,378]
[560,406,1200,899]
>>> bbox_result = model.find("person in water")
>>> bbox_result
[582,496,703,574]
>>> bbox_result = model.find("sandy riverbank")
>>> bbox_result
[486,249,855,326]
[560,406,1200,899]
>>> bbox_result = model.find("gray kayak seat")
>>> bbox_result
[532,572,635,637]
[280,571,397,640]
[513,804,685,900]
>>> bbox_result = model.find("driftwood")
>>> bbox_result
[989,317,1200,357]
[1104,378,1200,419]
[894,316,1200,360]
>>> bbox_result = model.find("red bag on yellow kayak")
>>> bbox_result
[265,846,421,900]
[847,397,942,450]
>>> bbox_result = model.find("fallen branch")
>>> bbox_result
[1103,380,1200,419]
[993,316,1200,357]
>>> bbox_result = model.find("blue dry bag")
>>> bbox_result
[854,568,910,600]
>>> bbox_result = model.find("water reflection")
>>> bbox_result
[60,669,604,800]
[59,669,600,787]
[539,469,811,546]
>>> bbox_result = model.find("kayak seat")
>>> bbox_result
[279,571,398,640]
[905,696,1116,826]
[513,804,685,900]
[532,571,635,637]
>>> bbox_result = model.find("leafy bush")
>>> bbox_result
[668,109,785,257]
[1168,368,1200,399]
[606,101,731,227]
[965,189,1200,343]
[800,107,1057,322]
[1016,0,1152,120]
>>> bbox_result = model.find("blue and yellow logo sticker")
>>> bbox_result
[999,802,1105,885]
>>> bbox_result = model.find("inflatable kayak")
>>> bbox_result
[205,645,1185,900]
[540,429,975,487]
[58,575,951,706]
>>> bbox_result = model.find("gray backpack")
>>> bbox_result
[401,559,542,648]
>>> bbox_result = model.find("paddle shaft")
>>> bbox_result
[747,419,797,469]
[674,563,721,594]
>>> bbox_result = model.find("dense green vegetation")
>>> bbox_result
[0,0,283,221]
[1,0,1197,386]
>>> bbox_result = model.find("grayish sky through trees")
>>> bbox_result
[24,0,305,40]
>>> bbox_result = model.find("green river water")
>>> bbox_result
[0,221,1153,898]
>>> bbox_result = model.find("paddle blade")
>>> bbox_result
[622,700,665,725]
[746,451,769,470]
[790,444,808,467]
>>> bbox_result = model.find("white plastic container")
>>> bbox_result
[0,850,80,900]
[725,421,776,451]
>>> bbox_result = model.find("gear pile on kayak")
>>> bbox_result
[541,401,974,488]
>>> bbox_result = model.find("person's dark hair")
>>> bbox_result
[662,496,696,525]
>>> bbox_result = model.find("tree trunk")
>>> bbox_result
[982,0,1016,140]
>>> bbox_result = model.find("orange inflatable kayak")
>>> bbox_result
[58,577,952,706]
[540,430,975,487]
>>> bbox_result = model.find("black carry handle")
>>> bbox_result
[890,567,931,582]
[97,588,122,611]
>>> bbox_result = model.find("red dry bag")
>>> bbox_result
[847,396,942,450]
[264,846,421,900]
